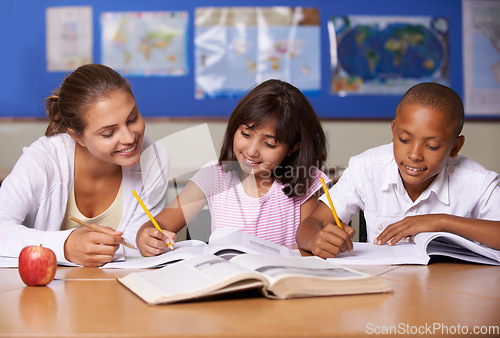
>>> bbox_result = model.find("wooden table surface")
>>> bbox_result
[1,263,499,337]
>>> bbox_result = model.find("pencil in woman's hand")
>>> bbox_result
[69,216,137,250]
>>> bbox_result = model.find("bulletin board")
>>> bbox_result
[0,0,473,119]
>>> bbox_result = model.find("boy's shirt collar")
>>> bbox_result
[384,157,450,205]
[419,165,450,205]
[382,159,401,192]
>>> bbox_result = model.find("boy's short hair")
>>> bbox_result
[396,82,465,136]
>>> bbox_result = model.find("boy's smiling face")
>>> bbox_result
[391,103,464,201]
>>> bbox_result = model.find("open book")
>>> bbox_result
[118,254,392,305]
[104,228,300,269]
[330,232,500,265]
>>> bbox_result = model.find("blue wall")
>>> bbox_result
[0,0,462,119]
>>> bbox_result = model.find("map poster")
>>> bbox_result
[329,15,449,95]
[463,0,500,116]
[101,11,188,76]
[46,6,92,72]
[194,7,321,99]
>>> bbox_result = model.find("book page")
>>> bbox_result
[416,232,500,265]
[118,254,266,304]
[0,256,81,268]
[230,254,371,284]
[103,229,300,269]
[328,242,428,265]
[103,239,208,268]
[208,228,301,257]
[228,254,392,299]
[0,256,20,268]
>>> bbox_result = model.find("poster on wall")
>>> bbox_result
[463,0,500,116]
[329,15,449,96]
[101,11,188,76]
[46,6,93,72]
[194,7,321,99]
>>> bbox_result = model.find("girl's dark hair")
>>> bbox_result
[219,79,327,197]
[45,64,134,136]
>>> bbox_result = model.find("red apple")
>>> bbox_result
[18,245,57,286]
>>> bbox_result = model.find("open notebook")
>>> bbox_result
[104,228,301,268]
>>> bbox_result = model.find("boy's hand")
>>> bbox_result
[375,214,446,245]
[308,223,355,259]
[136,224,176,257]
[64,225,123,267]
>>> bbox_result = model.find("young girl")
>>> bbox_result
[0,64,169,266]
[136,79,330,256]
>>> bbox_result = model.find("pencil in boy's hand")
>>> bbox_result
[319,177,343,229]
[132,190,174,249]
[69,216,137,250]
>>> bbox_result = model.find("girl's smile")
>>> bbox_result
[241,155,261,166]
[233,120,291,188]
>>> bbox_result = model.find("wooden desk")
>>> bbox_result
[1,263,499,337]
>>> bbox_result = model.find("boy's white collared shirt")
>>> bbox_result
[320,143,500,243]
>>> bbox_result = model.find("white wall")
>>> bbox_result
[1,119,499,174]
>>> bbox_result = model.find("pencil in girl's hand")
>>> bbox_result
[69,216,137,250]
[319,177,343,229]
[132,190,174,249]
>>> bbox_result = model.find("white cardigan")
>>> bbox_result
[0,133,169,263]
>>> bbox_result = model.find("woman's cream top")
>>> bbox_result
[61,182,123,230]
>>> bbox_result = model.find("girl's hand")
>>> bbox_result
[64,225,123,267]
[136,225,177,257]
[375,214,446,246]
[308,223,355,259]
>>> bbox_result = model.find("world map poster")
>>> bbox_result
[101,11,188,76]
[329,15,449,95]
[194,7,321,99]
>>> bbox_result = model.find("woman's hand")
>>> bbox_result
[64,225,124,267]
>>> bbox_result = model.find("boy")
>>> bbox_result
[296,82,500,258]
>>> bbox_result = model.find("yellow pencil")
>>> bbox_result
[69,216,137,250]
[319,177,343,229]
[132,190,174,249]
